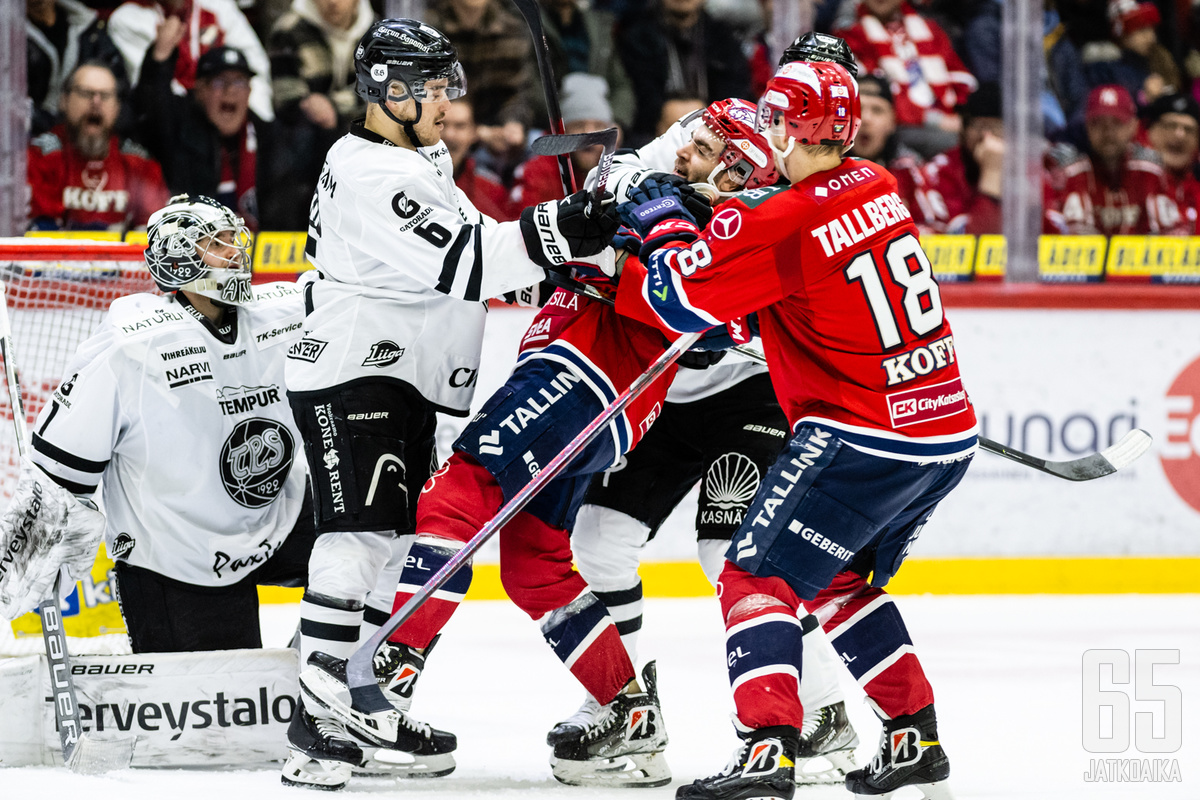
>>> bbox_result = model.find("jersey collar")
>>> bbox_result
[351,120,397,147]
[176,293,239,345]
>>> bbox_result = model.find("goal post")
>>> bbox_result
[0,238,156,656]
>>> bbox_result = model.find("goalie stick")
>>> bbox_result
[0,282,136,773]
[726,344,1153,481]
[345,331,705,714]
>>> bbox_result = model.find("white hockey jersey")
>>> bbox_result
[287,124,546,414]
[31,283,309,587]
[587,111,767,404]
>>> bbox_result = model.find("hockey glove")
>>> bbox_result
[611,225,644,256]
[676,349,728,369]
[638,173,715,229]
[690,314,759,352]
[0,458,106,620]
[521,190,620,270]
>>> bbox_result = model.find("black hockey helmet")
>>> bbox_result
[354,19,466,107]
[779,32,859,76]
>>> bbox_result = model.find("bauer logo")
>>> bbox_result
[886,378,969,428]
[1161,354,1200,512]
[219,418,295,508]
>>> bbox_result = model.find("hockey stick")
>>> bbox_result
[0,282,136,773]
[512,0,575,195]
[346,330,704,714]
[727,343,1153,480]
[530,127,620,216]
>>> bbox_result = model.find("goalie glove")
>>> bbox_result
[520,190,620,270]
[0,458,106,620]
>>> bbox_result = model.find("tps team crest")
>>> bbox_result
[220,418,296,508]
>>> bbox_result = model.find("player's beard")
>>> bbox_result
[68,117,110,160]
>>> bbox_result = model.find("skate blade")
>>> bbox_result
[551,751,671,788]
[853,780,956,800]
[299,664,400,747]
[795,748,857,785]
[281,750,351,791]
[354,748,456,779]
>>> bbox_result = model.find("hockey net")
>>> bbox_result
[0,239,157,657]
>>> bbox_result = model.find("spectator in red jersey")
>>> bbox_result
[835,0,977,158]
[913,81,1004,234]
[108,0,275,122]
[846,73,926,219]
[443,97,516,221]
[511,73,619,209]
[134,41,272,229]
[1143,93,1200,232]
[1046,84,1184,235]
[27,62,170,231]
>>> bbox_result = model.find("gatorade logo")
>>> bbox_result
[1162,355,1200,512]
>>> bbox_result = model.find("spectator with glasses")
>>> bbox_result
[134,42,273,229]
[28,62,169,231]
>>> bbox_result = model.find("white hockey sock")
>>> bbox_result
[571,504,651,663]
[798,613,846,713]
[591,581,644,663]
[301,531,393,663]
[360,536,413,643]
[697,538,729,588]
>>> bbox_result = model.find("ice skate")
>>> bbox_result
[794,700,859,785]
[373,634,440,712]
[550,661,671,787]
[845,704,954,800]
[299,651,457,779]
[280,697,362,791]
[676,725,798,800]
[546,692,603,746]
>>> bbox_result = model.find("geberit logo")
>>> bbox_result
[75,689,296,740]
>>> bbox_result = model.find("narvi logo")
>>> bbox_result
[363,341,405,367]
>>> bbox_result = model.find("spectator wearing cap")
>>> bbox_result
[27,0,128,136]
[847,73,925,220]
[1084,0,1180,107]
[28,62,170,231]
[615,0,752,148]
[443,97,516,221]
[1047,84,1184,235]
[134,43,273,229]
[1143,93,1200,231]
[265,0,376,230]
[540,0,635,132]
[510,72,621,209]
[108,0,274,122]
[835,0,977,159]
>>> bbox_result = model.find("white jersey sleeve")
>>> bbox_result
[31,285,309,587]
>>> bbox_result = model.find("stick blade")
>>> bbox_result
[67,734,136,774]
[530,127,619,156]
[1044,428,1153,481]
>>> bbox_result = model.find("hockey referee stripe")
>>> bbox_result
[257,557,1200,603]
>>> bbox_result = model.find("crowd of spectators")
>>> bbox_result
[22,0,1200,240]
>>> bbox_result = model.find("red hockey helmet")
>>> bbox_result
[701,98,780,190]
[757,61,860,150]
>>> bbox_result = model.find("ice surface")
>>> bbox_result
[3,594,1198,799]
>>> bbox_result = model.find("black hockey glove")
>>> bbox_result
[676,349,728,370]
[520,190,620,271]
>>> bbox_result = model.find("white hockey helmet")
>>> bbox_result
[145,195,253,305]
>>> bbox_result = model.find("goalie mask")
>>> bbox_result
[701,98,779,192]
[145,195,253,305]
[354,19,465,146]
